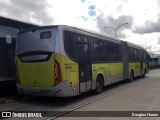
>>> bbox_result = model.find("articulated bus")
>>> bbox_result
[16,25,149,97]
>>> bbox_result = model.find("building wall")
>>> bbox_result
[149,54,160,67]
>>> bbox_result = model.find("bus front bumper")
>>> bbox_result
[17,81,68,97]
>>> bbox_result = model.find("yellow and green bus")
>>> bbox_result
[16,25,149,97]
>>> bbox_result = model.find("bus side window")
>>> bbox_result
[93,39,106,62]
[64,31,76,61]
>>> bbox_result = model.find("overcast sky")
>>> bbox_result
[1,0,160,54]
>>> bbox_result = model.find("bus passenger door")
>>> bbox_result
[77,42,92,93]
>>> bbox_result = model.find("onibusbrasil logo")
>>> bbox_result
[1,112,42,118]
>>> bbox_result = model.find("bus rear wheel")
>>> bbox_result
[129,71,134,82]
[94,76,104,94]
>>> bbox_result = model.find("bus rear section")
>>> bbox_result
[16,27,68,97]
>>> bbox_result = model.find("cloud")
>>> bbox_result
[133,19,160,34]
[81,16,88,21]
[96,12,133,38]
[146,45,152,50]
[157,0,160,7]
[121,0,128,3]
[133,12,160,34]
[158,37,160,44]
[116,4,123,12]
[0,0,53,25]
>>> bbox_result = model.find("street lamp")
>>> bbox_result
[104,23,128,38]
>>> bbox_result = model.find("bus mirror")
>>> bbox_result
[6,35,12,44]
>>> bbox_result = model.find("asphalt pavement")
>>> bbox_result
[57,69,160,120]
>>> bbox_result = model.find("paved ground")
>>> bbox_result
[0,69,160,120]
[57,69,160,120]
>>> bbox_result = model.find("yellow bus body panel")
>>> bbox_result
[16,55,54,87]
[143,63,147,70]
[129,63,140,72]
[92,63,123,80]
[17,53,79,87]
[54,53,79,85]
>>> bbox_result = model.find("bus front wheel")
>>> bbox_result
[94,76,104,94]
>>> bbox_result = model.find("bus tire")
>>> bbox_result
[129,71,134,82]
[142,69,146,77]
[17,94,24,99]
[94,76,104,94]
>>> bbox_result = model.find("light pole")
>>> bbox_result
[104,23,128,38]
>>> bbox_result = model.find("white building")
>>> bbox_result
[149,54,160,67]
